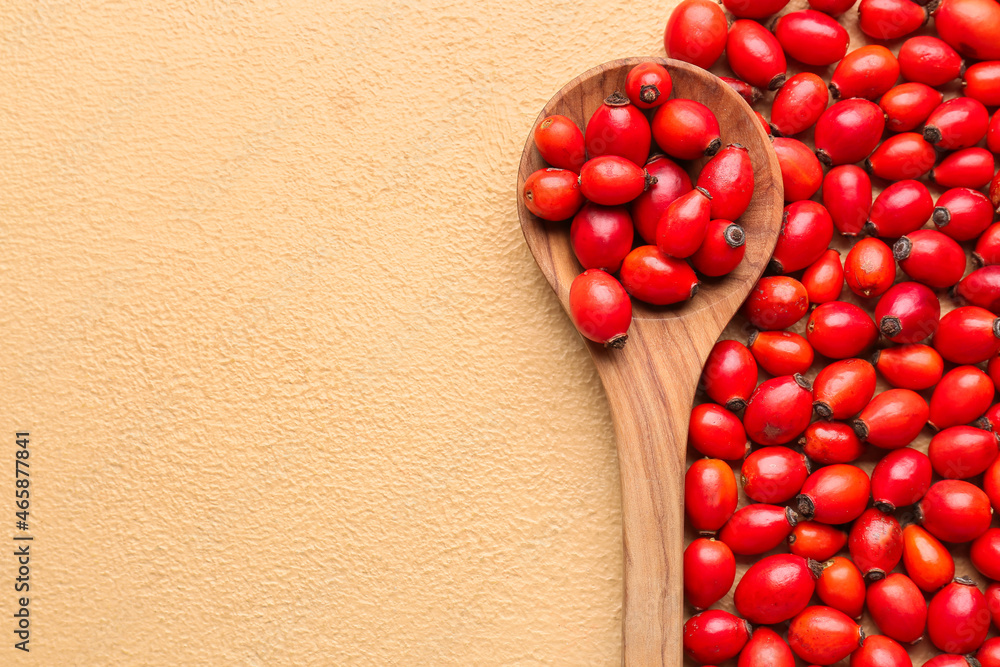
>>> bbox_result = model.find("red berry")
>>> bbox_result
[809,0,857,15]
[920,479,993,543]
[823,165,871,237]
[787,606,863,665]
[802,249,844,304]
[924,97,990,150]
[735,554,819,624]
[979,638,1000,667]
[569,203,633,272]
[956,266,1000,314]
[988,583,1000,632]
[754,110,771,136]
[925,656,980,667]
[719,76,762,105]
[830,45,900,100]
[859,0,929,40]
[985,455,1000,510]
[867,132,936,181]
[727,20,787,90]
[934,306,1000,364]
[619,245,699,306]
[579,156,650,206]
[796,464,870,524]
[748,330,814,376]
[690,220,746,277]
[625,62,672,110]
[971,528,1000,580]
[744,276,809,331]
[657,187,712,259]
[742,446,810,503]
[719,504,799,555]
[964,60,1000,107]
[689,403,749,460]
[789,521,848,561]
[773,10,850,67]
[701,339,758,411]
[991,168,1000,213]
[871,447,932,512]
[853,388,929,450]
[929,365,994,431]
[893,229,966,289]
[651,98,721,161]
[879,83,943,133]
[973,223,1000,267]
[845,238,895,299]
[773,138,823,203]
[873,344,944,390]
[684,610,751,664]
[875,281,940,344]
[630,154,693,244]
[984,403,1000,433]
[933,187,994,242]
[533,115,585,171]
[568,269,631,347]
[816,557,867,619]
[685,458,737,533]
[813,358,876,420]
[697,144,754,221]
[684,537,736,610]
[770,73,829,137]
[902,524,954,592]
[932,0,1000,61]
[930,425,998,479]
[849,508,903,581]
[928,578,990,654]
[814,98,886,167]
[898,36,963,86]
[722,0,790,18]
[931,147,995,189]
[584,92,650,168]
[665,0,728,70]
[868,573,928,643]
[866,179,934,238]
[522,168,584,221]
[744,374,813,446]
[807,301,878,359]
[799,421,866,464]
[851,635,911,667]
[772,201,834,274]
[738,627,795,667]
[990,110,1000,153]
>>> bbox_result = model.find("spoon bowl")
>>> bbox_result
[516,57,783,665]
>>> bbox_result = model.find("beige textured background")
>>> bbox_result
[0,0,884,665]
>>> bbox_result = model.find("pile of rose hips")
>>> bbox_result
[523,63,756,348]
[664,0,1000,666]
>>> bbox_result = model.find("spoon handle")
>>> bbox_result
[590,318,721,666]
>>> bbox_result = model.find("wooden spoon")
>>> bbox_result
[516,57,784,665]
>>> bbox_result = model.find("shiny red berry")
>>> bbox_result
[570,203,633,272]
[971,528,1000,581]
[979,638,1000,667]
[924,97,990,150]
[932,0,1000,61]
[823,165,871,237]
[859,0,929,40]
[738,627,795,667]
[799,421,866,464]
[813,358,876,420]
[929,365,994,431]
[816,557,867,620]
[893,229,966,289]
[963,61,1000,107]
[898,36,963,86]
[685,458,737,533]
[770,73,829,137]
[920,479,993,543]
[722,0,790,18]
[522,168,585,221]
[851,635,911,667]
[772,201,834,274]
[690,220,746,277]
[830,45,900,100]
[697,144,753,221]
[665,0,728,70]
[533,115,585,171]
[930,426,998,480]
[934,306,1000,364]
[579,156,650,206]
[684,609,751,664]
[735,554,820,624]
[872,344,943,390]
[956,265,1000,314]
[773,10,850,67]
[689,403,749,460]
[657,187,711,259]
[630,154,693,244]
[879,82,942,133]
[625,62,672,110]
[719,504,799,555]
[866,179,934,239]
[933,187,994,242]
[652,98,721,161]
[748,330,814,376]
[866,132,936,181]
[931,147,995,189]
[853,388,929,450]
[928,578,989,654]
[844,238,895,299]
[774,137,823,202]
[814,98,886,167]
[789,521,848,561]
[809,0,858,14]
[719,76,762,105]
[796,464,870,524]
[974,223,1000,267]
[875,281,940,344]
[871,447,932,512]
[744,374,813,446]
[902,524,954,592]
[568,269,631,348]
[684,537,736,610]
[619,245,699,306]
[868,573,928,643]
[802,249,844,304]
[744,276,809,331]
[727,20,787,90]
[585,92,651,168]
[849,508,903,581]
[807,301,878,359]
[742,446,810,503]
[787,606,863,665]
[701,340,757,411]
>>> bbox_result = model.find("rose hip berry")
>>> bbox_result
[802,249,845,304]
[807,301,878,359]
[928,365,994,431]
[685,458,737,534]
[958,266,1000,313]
[796,464,871,524]
[866,180,934,239]
[868,573,928,644]
[533,115,585,172]
[974,224,1000,267]
[893,229,966,289]
[727,20,787,90]
[748,330,814,376]
[789,521,848,561]
[684,609,751,664]
[735,554,820,625]
[851,635,911,667]
[619,245,699,306]
[742,446,810,503]
[931,148,995,189]
[585,92,651,168]
[830,45,900,100]
[872,344,944,390]
[773,137,823,203]
[696,144,753,221]
[902,524,955,592]
[744,276,809,331]
[722,0,790,18]
[720,76,762,106]
[933,187,994,242]
[568,269,632,348]
[898,36,963,87]
[738,627,795,667]
[930,426,998,479]
[799,421,866,464]
[875,282,940,344]
[787,606,863,665]
[852,388,929,450]
[657,187,711,259]
[689,403,749,460]
[701,339,757,411]
[771,201,834,274]
[665,0,728,70]
[933,306,1000,364]
[927,577,990,654]
[964,61,1000,107]
[570,203,634,272]
[522,168,585,221]
[773,10,850,67]
[849,508,903,582]
[919,479,993,543]
[823,165,872,237]
[719,504,799,555]
[770,73,829,137]
[859,0,929,40]
[932,0,1000,61]
[844,238,895,299]
[578,156,651,206]
[624,62,671,110]
[690,220,747,277]
[651,98,721,161]
[813,358,876,420]
[867,132,937,181]
[924,97,990,151]
[630,154,692,244]
[814,98,886,167]
[970,528,1000,580]
[684,537,736,610]
[871,447,932,512]
[809,0,858,15]
[817,556,866,619]
[879,82,943,133]
[743,374,813,446]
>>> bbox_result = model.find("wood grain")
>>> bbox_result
[516,58,784,666]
